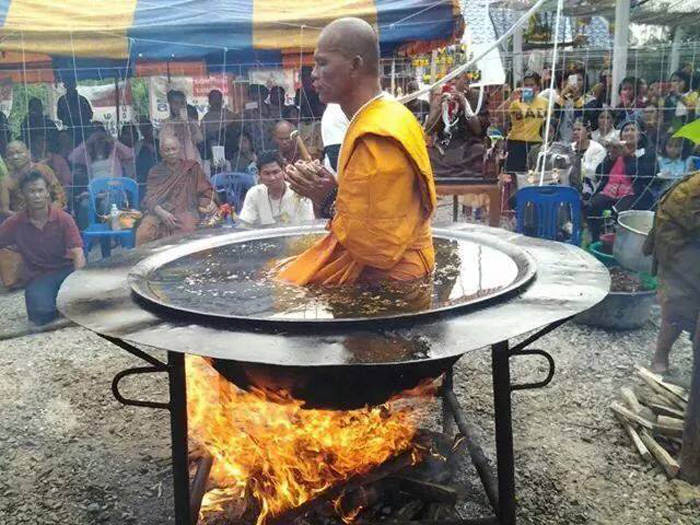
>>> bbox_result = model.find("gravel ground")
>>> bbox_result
[1,202,699,524]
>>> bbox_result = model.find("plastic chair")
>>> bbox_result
[82,177,139,259]
[515,185,582,245]
[210,172,256,213]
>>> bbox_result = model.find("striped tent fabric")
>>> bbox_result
[0,0,463,79]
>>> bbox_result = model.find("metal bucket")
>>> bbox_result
[574,289,656,330]
[613,210,654,274]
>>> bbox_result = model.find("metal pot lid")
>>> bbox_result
[127,229,537,327]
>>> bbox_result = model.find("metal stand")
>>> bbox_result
[104,320,562,525]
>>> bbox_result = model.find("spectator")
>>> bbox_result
[227,131,257,174]
[586,119,657,240]
[201,89,238,164]
[321,103,349,172]
[553,68,586,143]
[642,102,664,154]
[643,170,700,373]
[502,71,548,173]
[656,135,689,196]
[636,77,649,106]
[687,143,700,173]
[134,120,160,191]
[425,78,489,178]
[0,141,66,217]
[135,137,216,246]
[160,90,203,163]
[0,111,11,156]
[584,69,612,112]
[283,104,301,125]
[239,151,313,226]
[57,78,94,145]
[614,76,642,124]
[29,133,72,190]
[242,84,274,154]
[56,130,74,163]
[405,80,431,125]
[118,123,139,178]
[591,109,620,149]
[20,98,58,150]
[571,117,606,202]
[272,120,303,166]
[663,70,697,133]
[68,127,134,180]
[295,66,326,121]
[0,170,85,325]
[268,85,287,122]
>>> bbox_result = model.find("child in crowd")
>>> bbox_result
[591,110,620,148]
[655,135,688,197]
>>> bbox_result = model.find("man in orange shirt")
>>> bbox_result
[279,17,436,286]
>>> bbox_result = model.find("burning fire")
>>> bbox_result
[185,356,436,524]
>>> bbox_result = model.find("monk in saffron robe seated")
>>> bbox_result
[278,18,436,286]
[136,137,216,246]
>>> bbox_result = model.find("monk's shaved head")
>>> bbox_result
[273,120,295,135]
[318,18,379,76]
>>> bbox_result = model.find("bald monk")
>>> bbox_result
[0,140,66,217]
[278,18,436,285]
[135,137,217,246]
[272,120,303,166]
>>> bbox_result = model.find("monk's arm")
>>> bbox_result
[41,166,67,209]
[0,178,11,216]
[334,135,427,270]
[194,165,216,209]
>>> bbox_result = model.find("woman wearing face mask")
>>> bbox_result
[585,119,657,240]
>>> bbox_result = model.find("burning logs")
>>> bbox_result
[193,429,470,525]
[610,366,690,480]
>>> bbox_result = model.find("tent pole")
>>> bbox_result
[115,76,121,134]
[513,24,524,89]
[669,26,685,77]
[611,0,630,107]
[390,56,396,95]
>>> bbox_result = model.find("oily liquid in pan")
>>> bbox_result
[140,235,525,322]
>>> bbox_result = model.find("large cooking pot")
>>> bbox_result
[613,210,654,274]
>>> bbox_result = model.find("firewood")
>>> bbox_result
[637,373,687,410]
[391,476,465,504]
[190,453,214,525]
[639,430,680,479]
[610,402,655,430]
[387,500,424,523]
[654,416,685,439]
[649,403,686,420]
[267,451,415,525]
[620,386,643,413]
[636,366,689,402]
[622,423,652,461]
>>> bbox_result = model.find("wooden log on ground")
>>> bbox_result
[622,423,652,461]
[636,366,689,402]
[620,386,643,413]
[680,324,700,485]
[639,430,680,479]
[649,403,686,420]
[654,417,685,439]
[610,402,655,430]
[637,373,688,410]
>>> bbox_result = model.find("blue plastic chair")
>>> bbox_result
[82,177,139,258]
[515,185,582,245]
[210,172,256,213]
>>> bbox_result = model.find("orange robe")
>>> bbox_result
[277,96,436,285]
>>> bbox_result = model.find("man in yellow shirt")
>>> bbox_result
[501,72,549,172]
[278,17,436,286]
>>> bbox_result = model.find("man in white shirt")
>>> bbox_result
[239,151,314,226]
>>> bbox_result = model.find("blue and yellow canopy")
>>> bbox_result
[0,0,462,79]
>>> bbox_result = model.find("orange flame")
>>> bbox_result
[185,356,436,524]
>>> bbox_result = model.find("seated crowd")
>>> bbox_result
[0,65,698,325]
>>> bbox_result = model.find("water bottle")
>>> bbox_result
[523,201,538,237]
[110,204,121,231]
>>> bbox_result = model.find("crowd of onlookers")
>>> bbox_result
[0,63,698,326]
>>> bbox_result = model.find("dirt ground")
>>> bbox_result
[1,205,699,525]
